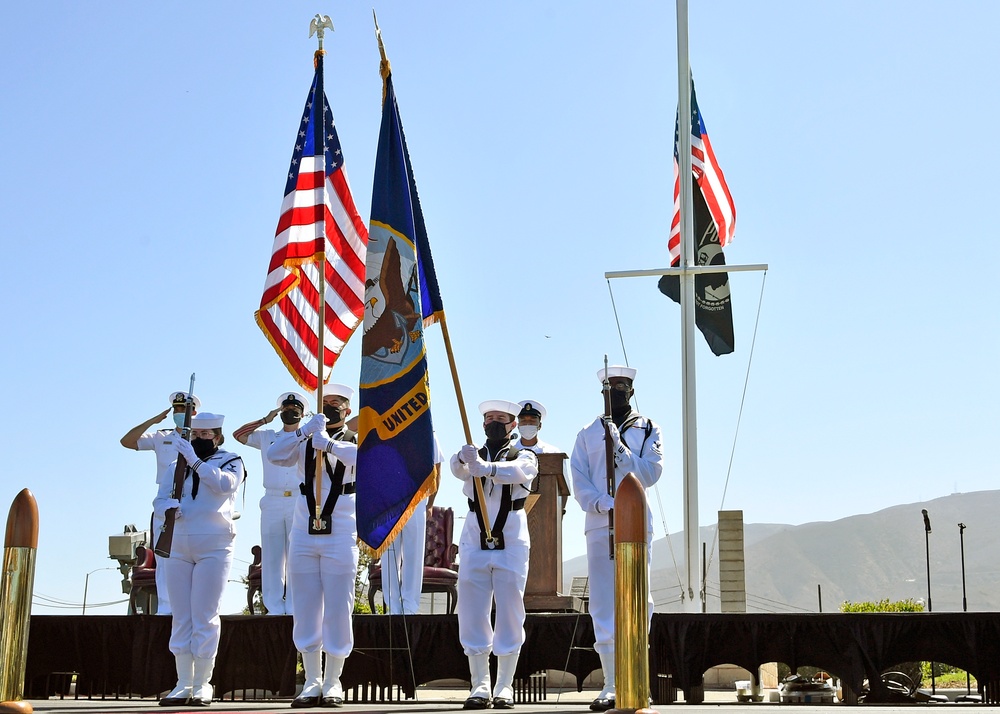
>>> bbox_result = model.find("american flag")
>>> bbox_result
[255,55,368,391]
[667,82,736,267]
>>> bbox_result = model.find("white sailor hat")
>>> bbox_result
[479,400,521,418]
[323,383,354,401]
[517,400,547,420]
[276,391,308,409]
[597,365,637,383]
[169,391,201,409]
[191,412,224,429]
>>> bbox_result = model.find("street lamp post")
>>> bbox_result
[82,566,117,615]
[959,522,970,695]
[921,509,934,694]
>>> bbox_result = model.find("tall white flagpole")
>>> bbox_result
[675,0,701,612]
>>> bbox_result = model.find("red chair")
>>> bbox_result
[368,506,459,613]
[128,545,158,615]
[246,545,263,614]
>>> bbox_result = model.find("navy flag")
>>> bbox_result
[356,67,438,556]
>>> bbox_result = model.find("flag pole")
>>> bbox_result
[676,0,701,612]
[311,14,333,530]
[372,13,495,547]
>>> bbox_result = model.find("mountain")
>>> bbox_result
[563,489,1000,613]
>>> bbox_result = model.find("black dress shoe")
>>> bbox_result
[463,695,491,709]
[492,696,514,709]
[321,696,344,707]
[291,694,320,708]
[589,696,615,712]
[158,696,190,707]
[189,697,212,707]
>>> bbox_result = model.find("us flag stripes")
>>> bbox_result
[255,53,368,390]
[659,79,737,356]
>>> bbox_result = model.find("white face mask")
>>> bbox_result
[519,425,539,440]
[173,413,186,428]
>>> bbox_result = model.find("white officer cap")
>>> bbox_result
[323,383,354,401]
[517,400,547,420]
[479,400,521,418]
[597,365,637,383]
[169,391,201,409]
[191,412,224,429]
[276,391,308,409]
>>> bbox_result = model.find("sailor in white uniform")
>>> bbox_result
[233,391,307,615]
[512,400,562,455]
[153,412,244,708]
[267,384,358,709]
[570,366,663,712]
[380,436,442,615]
[119,390,202,616]
[451,400,538,711]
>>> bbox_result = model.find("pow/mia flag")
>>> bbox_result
[658,184,735,356]
[659,79,736,357]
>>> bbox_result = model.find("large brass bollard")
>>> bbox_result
[0,489,39,714]
[611,474,657,714]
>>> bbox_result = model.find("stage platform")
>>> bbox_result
[22,612,1000,706]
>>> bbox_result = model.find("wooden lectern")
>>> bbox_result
[524,452,574,611]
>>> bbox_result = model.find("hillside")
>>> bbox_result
[563,489,1000,613]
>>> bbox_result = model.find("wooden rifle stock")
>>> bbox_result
[154,378,196,557]
[603,364,616,561]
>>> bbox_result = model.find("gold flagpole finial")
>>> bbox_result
[310,14,334,60]
[373,10,391,103]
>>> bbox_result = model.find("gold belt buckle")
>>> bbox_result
[283,490,292,497]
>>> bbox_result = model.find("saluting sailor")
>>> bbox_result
[233,391,308,615]
[451,400,539,710]
[570,365,663,712]
[512,400,562,455]
[267,384,358,709]
[152,412,244,708]
[119,390,202,616]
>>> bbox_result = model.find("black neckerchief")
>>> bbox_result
[471,437,515,551]
[188,445,219,499]
[301,426,355,535]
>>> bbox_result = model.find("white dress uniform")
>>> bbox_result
[243,426,300,615]
[267,410,357,706]
[152,413,243,706]
[512,436,562,455]
[452,399,538,709]
[381,436,443,615]
[570,379,663,706]
[135,427,186,615]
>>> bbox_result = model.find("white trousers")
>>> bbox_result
[288,532,358,657]
[381,501,427,615]
[163,533,234,659]
[260,495,296,615]
[457,543,528,657]
[151,512,171,615]
[585,528,653,656]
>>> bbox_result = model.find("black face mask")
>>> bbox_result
[279,411,301,425]
[484,420,509,441]
[191,437,218,460]
[610,389,632,410]
[323,405,344,424]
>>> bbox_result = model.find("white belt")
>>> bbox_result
[265,488,296,497]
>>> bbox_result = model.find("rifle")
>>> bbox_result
[154,373,196,558]
[602,355,615,560]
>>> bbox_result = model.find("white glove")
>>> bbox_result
[173,437,197,464]
[459,444,478,464]
[154,498,181,520]
[596,493,615,514]
[301,413,328,436]
[312,430,333,453]
[604,420,632,466]
[468,457,491,478]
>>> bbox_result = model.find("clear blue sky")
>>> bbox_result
[2,2,997,616]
